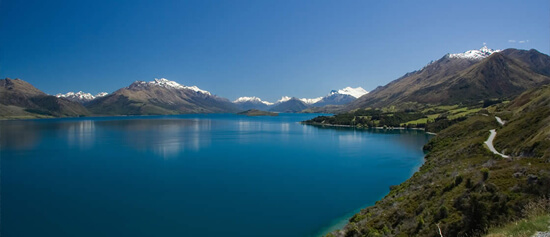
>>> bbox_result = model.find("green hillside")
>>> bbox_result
[330,85,550,237]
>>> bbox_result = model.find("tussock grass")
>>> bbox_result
[486,199,550,237]
[485,215,549,237]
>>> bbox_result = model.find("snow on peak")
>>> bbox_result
[276,96,292,103]
[152,78,185,90]
[55,91,108,102]
[135,78,211,95]
[95,92,109,97]
[330,86,368,98]
[233,96,274,105]
[448,46,501,60]
[300,97,323,104]
[183,85,211,95]
[272,86,367,105]
[234,96,261,103]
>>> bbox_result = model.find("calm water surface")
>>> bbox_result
[1,114,431,237]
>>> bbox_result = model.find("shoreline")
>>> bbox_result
[315,147,432,236]
[301,122,433,133]
[312,206,366,237]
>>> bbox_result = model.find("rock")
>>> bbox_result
[533,231,550,237]
[527,174,539,184]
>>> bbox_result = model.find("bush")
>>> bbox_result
[455,175,464,186]
[350,213,366,223]
[416,216,425,232]
[481,168,490,181]
[466,178,473,188]
[434,206,449,221]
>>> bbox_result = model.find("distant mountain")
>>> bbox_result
[233,96,273,111]
[299,96,323,105]
[55,91,108,104]
[347,47,550,110]
[276,96,292,103]
[233,87,368,112]
[0,78,89,118]
[87,78,238,115]
[312,87,368,107]
[269,97,309,113]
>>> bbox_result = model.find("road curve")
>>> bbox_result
[484,129,510,158]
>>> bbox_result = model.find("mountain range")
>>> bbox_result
[347,47,550,110]
[233,87,368,112]
[2,47,549,119]
[55,91,109,104]
[0,77,367,118]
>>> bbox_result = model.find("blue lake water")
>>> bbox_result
[0,114,431,237]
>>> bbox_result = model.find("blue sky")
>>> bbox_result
[1,0,549,102]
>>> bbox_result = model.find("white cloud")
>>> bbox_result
[519,40,526,43]
[508,40,516,43]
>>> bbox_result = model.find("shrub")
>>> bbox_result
[434,206,449,221]
[481,168,490,181]
[455,175,464,186]
[466,178,473,188]
[350,213,366,223]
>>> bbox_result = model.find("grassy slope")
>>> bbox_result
[485,214,549,237]
[330,86,550,237]
[302,103,481,133]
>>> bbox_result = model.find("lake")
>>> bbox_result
[0,114,432,237]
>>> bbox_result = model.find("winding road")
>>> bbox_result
[483,116,510,158]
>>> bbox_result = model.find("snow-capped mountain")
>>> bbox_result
[233,96,274,110]
[130,78,211,95]
[233,86,368,111]
[269,97,309,113]
[448,46,501,60]
[306,87,368,107]
[299,97,323,105]
[55,91,109,104]
[233,96,273,105]
[276,96,292,103]
[331,87,368,98]
[95,92,109,97]
[349,48,550,109]
[88,78,238,115]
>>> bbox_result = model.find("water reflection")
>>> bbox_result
[304,124,433,152]
[0,122,40,150]
[66,120,95,149]
[338,131,363,147]
[0,118,214,159]
[95,119,212,159]
[280,123,290,133]
[238,120,253,131]
[2,114,432,237]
